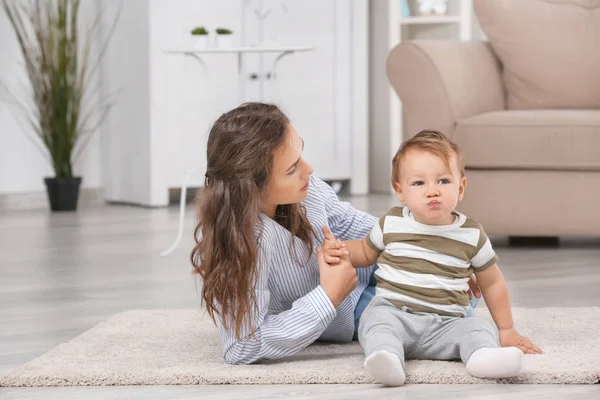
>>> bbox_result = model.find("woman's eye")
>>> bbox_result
[287,167,297,175]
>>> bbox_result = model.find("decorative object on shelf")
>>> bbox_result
[191,26,209,48]
[215,27,233,48]
[400,0,411,17]
[417,0,448,16]
[2,0,119,212]
[244,0,289,45]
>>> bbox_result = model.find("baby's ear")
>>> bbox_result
[458,176,467,200]
[393,182,405,203]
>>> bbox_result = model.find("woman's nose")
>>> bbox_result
[303,159,314,176]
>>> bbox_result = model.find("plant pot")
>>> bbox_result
[194,35,209,48]
[215,34,233,49]
[44,177,82,212]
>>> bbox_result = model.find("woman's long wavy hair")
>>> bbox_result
[191,102,315,339]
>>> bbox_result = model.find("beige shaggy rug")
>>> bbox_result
[1,307,599,387]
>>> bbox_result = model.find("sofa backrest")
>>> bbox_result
[474,0,600,110]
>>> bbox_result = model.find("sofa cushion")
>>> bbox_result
[474,0,600,110]
[453,110,600,170]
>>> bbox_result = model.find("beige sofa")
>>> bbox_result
[386,0,600,237]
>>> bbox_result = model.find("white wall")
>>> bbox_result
[0,1,103,195]
[99,0,162,206]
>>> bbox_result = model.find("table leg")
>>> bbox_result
[160,167,201,257]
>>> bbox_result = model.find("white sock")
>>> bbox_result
[465,347,523,379]
[364,350,406,386]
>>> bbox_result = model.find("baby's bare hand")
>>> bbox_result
[499,328,543,355]
[322,226,350,264]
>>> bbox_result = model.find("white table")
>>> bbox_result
[160,46,314,256]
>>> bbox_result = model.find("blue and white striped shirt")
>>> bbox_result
[218,176,377,364]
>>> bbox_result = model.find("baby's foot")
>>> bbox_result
[364,350,406,386]
[466,347,523,378]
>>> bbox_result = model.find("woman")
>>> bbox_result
[191,102,480,365]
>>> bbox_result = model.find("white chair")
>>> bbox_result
[160,167,203,256]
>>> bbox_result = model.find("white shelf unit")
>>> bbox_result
[369,0,473,193]
[100,0,369,208]
[162,46,315,53]
[400,16,461,25]
[162,46,315,102]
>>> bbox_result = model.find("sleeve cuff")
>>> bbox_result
[366,235,381,252]
[475,255,498,272]
[305,285,337,328]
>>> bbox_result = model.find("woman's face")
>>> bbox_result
[260,124,313,217]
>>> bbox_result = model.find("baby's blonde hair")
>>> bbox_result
[391,129,465,185]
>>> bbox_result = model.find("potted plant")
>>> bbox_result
[191,26,209,48]
[2,0,118,211]
[215,27,234,48]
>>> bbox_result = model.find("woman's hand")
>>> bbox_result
[499,327,544,354]
[317,246,357,308]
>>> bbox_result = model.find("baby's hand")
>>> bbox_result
[321,226,350,265]
[499,328,543,354]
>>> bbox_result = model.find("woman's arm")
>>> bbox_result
[220,285,336,364]
[219,244,349,365]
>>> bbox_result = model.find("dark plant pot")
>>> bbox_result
[44,177,82,212]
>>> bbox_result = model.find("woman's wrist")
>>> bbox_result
[321,283,341,308]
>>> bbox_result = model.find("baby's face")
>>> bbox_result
[393,150,466,225]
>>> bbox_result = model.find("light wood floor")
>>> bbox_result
[1,194,599,399]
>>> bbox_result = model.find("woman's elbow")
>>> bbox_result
[223,346,258,365]
[223,350,244,365]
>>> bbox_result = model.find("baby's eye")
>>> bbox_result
[411,181,424,186]
[439,179,450,184]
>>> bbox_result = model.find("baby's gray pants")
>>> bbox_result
[358,296,499,366]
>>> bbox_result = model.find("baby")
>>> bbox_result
[323,130,542,386]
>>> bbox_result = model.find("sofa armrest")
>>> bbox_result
[387,41,505,138]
